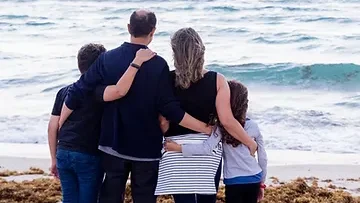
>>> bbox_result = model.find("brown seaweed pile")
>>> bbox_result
[0,167,46,177]
[0,178,61,203]
[0,176,359,203]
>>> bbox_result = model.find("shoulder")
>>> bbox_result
[169,70,175,77]
[52,85,71,115]
[148,55,168,67]
[244,119,260,135]
[214,72,227,90]
[206,70,218,76]
[245,119,259,129]
[215,72,226,83]
[102,46,125,63]
[101,47,117,61]
[203,70,218,80]
[56,85,71,99]
[144,55,170,76]
[105,46,122,56]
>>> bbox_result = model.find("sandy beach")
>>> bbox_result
[2,156,360,194]
[1,143,360,198]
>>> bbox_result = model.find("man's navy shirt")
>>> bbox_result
[65,42,185,159]
[52,85,103,155]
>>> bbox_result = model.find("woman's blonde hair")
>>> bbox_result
[171,28,205,89]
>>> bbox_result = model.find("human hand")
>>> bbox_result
[258,188,264,202]
[164,140,182,152]
[205,125,214,135]
[49,160,59,179]
[133,48,156,66]
[249,139,258,156]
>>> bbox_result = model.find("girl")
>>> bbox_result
[165,80,268,203]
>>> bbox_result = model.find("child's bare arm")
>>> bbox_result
[159,115,169,134]
[48,116,59,162]
[59,104,72,128]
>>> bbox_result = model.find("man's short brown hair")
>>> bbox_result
[129,11,157,38]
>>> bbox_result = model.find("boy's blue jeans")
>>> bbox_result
[56,149,103,203]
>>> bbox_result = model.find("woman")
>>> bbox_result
[154,28,257,203]
[165,80,268,203]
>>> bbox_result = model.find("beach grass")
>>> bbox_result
[0,172,359,203]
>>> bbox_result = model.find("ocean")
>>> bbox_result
[0,0,359,154]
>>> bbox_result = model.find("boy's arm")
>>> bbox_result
[48,115,59,165]
[48,92,63,177]
[248,121,268,182]
[59,104,72,129]
[165,128,222,156]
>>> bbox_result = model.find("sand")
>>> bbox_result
[1,143,360,202]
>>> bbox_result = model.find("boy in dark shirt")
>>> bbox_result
[47,43,156,203]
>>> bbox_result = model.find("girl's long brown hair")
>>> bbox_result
[218,80,249,147]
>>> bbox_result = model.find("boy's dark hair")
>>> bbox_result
[129,11,157,38]
[218,80,249,147]
[77,43,106,74]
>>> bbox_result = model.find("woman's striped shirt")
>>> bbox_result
[155,133,222,195]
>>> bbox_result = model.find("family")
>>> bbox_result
[47,9,268,203]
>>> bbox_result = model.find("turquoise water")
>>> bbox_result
[0,0,359,154]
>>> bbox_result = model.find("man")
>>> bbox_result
[60,10,211,203]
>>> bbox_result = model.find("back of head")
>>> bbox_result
[77,43,106,74]
[220,80,249,147]
[171,27,205,89]
[129,10,157,38]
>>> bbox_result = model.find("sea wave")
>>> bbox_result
[25,21,55,26]
[205,6,239,12]
[1,63,358,90]
[0,14,29,19]
[209,63,360,89]
[0,70,76,89]
[255,106,343,127]
[298,17,354,23]
[252,35,317,44]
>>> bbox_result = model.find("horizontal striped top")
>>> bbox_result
[155,133,222,195]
